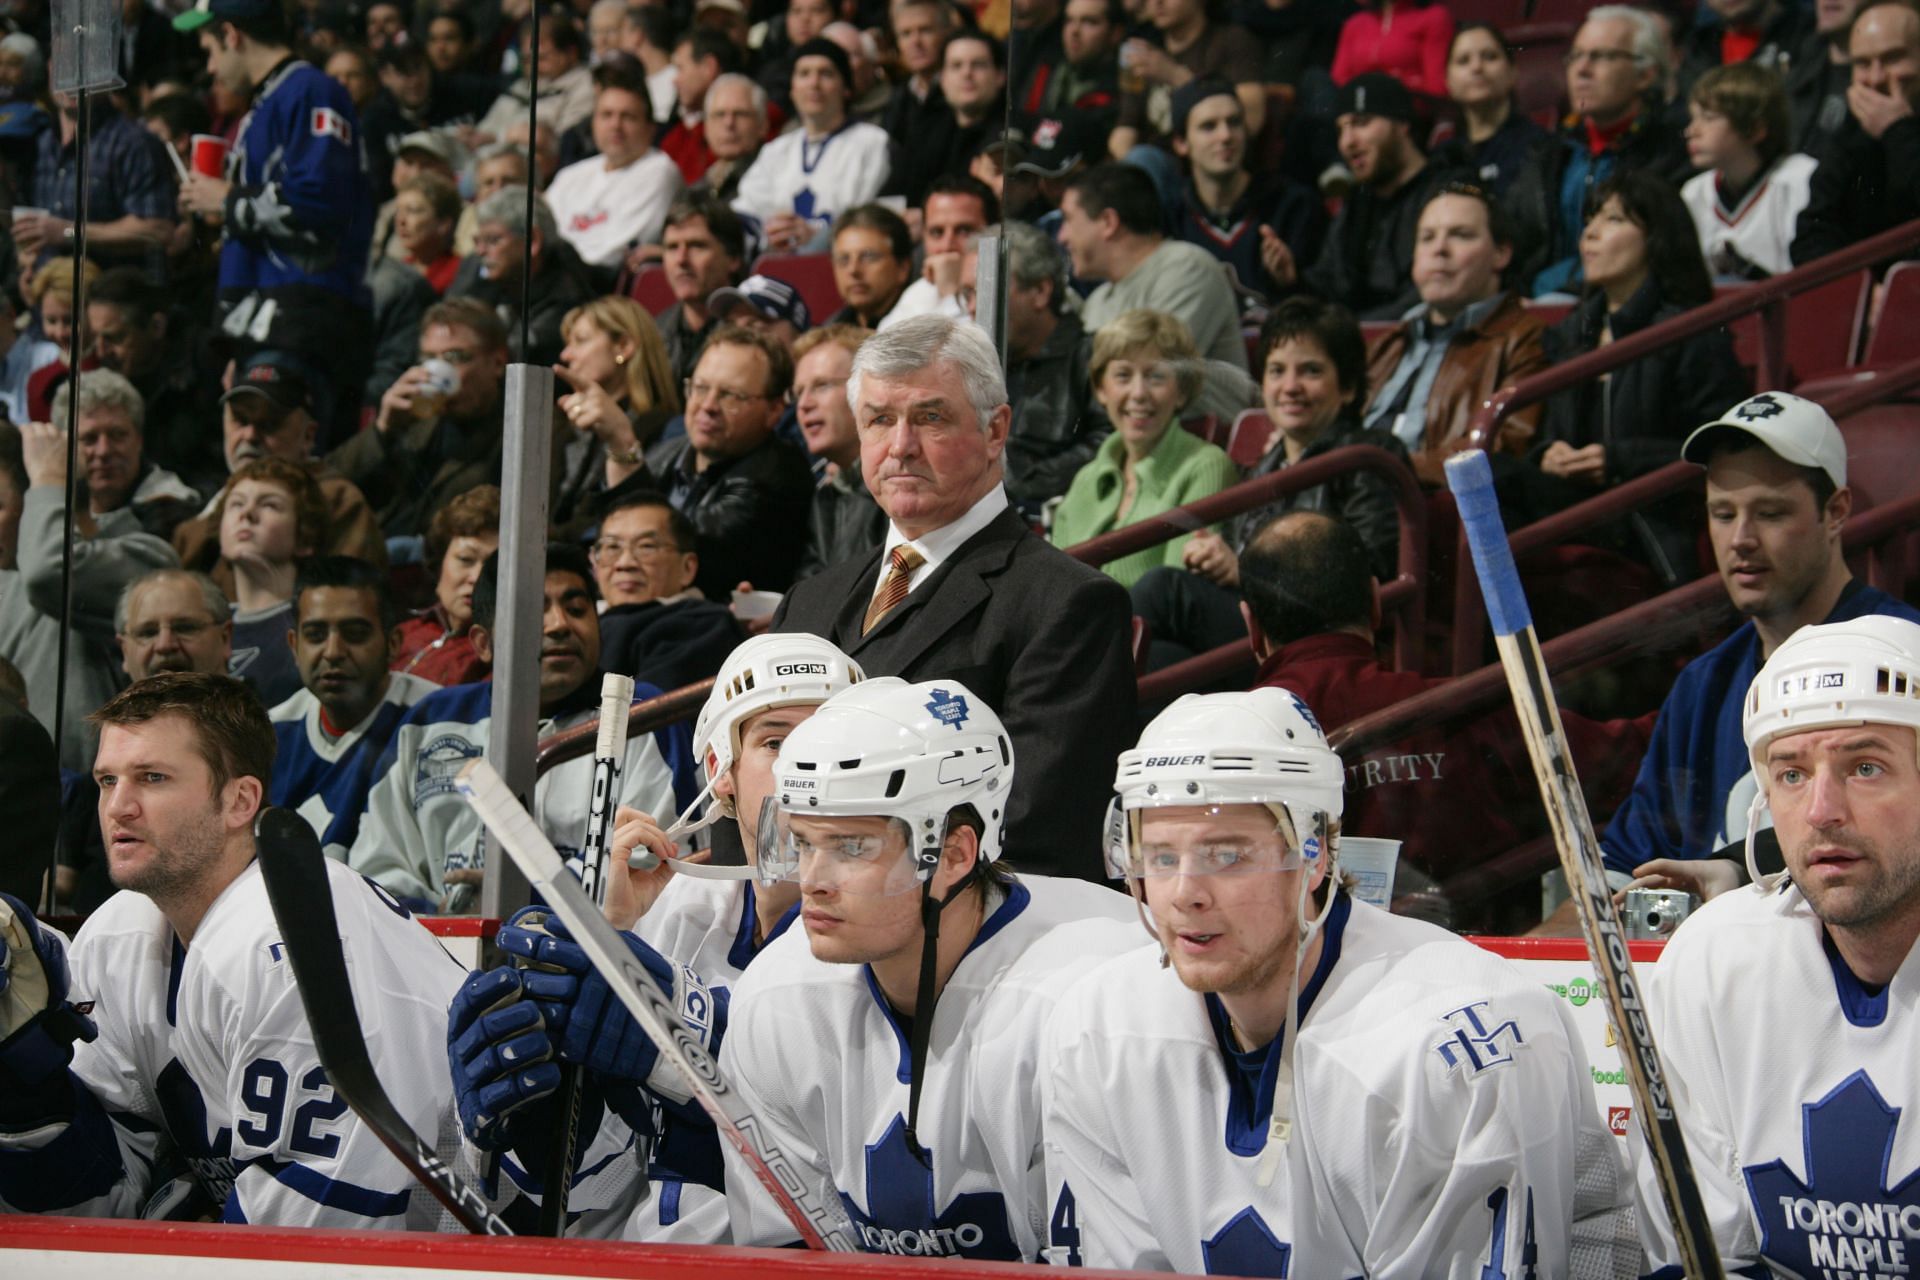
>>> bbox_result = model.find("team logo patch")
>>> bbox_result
[1031,118,1063,149]
[1735,393,1786,421]
[414,734,484,802]
[1433,1001,1525,1076]
[309,106,352,144]
[925,688,969,730]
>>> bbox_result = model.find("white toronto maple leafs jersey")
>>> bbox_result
[730,122,892,233]
[0,860,466,1228]
[1635,879,1920,1277]
[1041,893,1635,1278]
[718,874,1139,1261]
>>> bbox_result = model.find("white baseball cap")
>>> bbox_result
[1680,391,1847,490]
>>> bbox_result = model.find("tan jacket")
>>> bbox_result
[1363,292,1550,487]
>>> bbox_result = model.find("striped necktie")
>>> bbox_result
[863,544,926,634]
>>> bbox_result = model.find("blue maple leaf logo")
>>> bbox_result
[839,1113,1020,1260]
[1203,1205,1293,1277]
[1745,1071,1920,1277]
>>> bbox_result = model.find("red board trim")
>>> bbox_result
[1469,935,1666,964]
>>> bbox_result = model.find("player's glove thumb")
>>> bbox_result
[0,892,97,1090]
[446,966,560,1152]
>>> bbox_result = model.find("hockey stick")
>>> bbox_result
[537,672,632,1236]
[454,758,861,1252]
[1444,451,1723,1278]
[253,807,513,1235]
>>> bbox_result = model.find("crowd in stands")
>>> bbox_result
[0,0,1915,934]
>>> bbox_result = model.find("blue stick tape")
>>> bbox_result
[1445,449,1533,638]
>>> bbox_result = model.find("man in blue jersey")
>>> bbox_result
[175,0,373,442]
[1594,392,1920,903]
[268,556,436,860]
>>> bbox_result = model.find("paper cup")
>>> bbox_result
[11,206,46,222]
[730,588,783,620]
[190,133,229,178]
[1338,837,1401,910]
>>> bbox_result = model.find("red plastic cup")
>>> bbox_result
[190,134,229,178]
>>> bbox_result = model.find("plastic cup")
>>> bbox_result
[730,589,783,620]
[1338,837,1401,910]
[190,134,229,178]
[11,205,46,223]
[409,357,459,420]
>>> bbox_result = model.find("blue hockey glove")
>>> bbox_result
[0,892,97,1093]
[446,965,560,1152]
[495,907,724,1098]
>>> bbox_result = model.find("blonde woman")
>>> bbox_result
[22,254,99,422]
[552,295,681,532]
[1050,309,1239,588]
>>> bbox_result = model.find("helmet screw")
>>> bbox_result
[1186,781,1198,794]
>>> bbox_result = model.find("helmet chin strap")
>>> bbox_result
[1742,790,1778,894]
[626,779,760,881]
[902,844,978,1164]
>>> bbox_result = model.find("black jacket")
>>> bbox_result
[1528,281,1750,581]
[446,238,599,368]
[599,596,745,692]
[771,506,1136,882]
[1791,116,1920,266]
[1232,419,1410,582]
[1784,35,1852,156]
[1004,313,1109,512]
[1676,3,1810,101]
[798,462,888,581]
[643,432,815,599]
[1304,160,1458,320]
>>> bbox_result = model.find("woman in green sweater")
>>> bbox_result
[1049,309,1240,587]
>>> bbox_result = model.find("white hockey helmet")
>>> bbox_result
[1745,615,1920,779]
[760,677,1013,894]
[690,632,865,800]
[1111,688,1344,878]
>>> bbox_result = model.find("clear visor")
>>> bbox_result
[756,799,935,897]
[1105,800,1317,879]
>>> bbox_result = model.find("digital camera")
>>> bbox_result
[1622,888,1694,940]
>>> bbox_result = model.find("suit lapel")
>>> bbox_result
[847,510,1024,666]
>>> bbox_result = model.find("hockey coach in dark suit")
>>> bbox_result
[771,315,1134,881]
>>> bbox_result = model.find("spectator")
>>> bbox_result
[1363,182,1547,486]
[592,493,744,688]
[690,0,752,55]
[1240,510,1647,929]
[771,315,1136,881]
[623,4,685,127]
[545,60,686,269]
[117,569,233,681]
[887,32,1007,206]
[659,29,744,185]
[825,204,915,329]
[452,143,532,255]
[1785,0,1866,155]
[270,555,438,860]
[0,288,60,427]
[392,483,497,686]
[1677,0,1811,98]
[1050,309,1238,587]
[708,273,812,351]
[22,256,97,424]
[644,324,813,597]
[1505,7,1691,296]
[176,0,374,441]
[13,89,172,272]
[590,0,632,64]
[1432,22,1549,196]
[790,323,887,578]
[350,543,680,912]
[331,297,508,541]
[1169,76,1327,302]
[655,194,747,386]
[0,646,57,912]
[85,268,223,499]
[371,131,457,264]
[1063,162,1249,372]
[1790,0,1920,264]
[753,0,833,113]
[1681,62,1816,280]
[734,39,890,255]
[880,0,955,161]
[1012,0,1067,108]
[378,40,493,134]
[1132,297,1406,667]
[1024,0,1122,133]
[1520,172,1749,585]
[1595,392,1920,895]
[217,456,324,708]
[424,11,483,79]
[448,189,597,368]
[473,11,597,142]
[364,0,406,50]
[691,73,768,203]
[325,44,402,204]
[173,350,386,589]
[552,296,682,531]
[880,174,997,328]
[1330,0,1455,99]
[1,376,185,768]
[390,172,464,294]
[1107,0,1266,160]
[1292,72,1457,320]
[823,22,892,124]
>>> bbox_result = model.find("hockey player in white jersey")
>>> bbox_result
[0,673,465,1227]
[444,632,865,1240]
[718,676,1139,1259]
[1635,614,1920,1276]
[1040,687,1632,1278]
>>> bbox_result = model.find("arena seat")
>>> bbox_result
[1227,409,1274,467]
[751,252,843,322]
[1860,261,1920,366]
[624,263,675,316]
[1841,402,1920,510]
[1180,412,1228,448]
[1509,26,1574,124]
[1722,269,1870,387]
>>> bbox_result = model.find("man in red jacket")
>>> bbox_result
[1240,510,1650,931]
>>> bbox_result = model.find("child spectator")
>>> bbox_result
[217,456,323,708]
[1679,62,1815,280]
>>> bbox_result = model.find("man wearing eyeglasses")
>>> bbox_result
[642,324,814,598]
[330,298,510,541]
[1504,5,1691,297]
[592,493,744,689]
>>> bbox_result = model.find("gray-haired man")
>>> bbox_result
[446,187,599,367]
